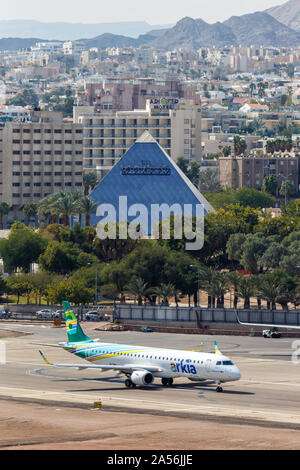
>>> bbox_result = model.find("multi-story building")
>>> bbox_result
[74,98,202,180]
[219,154,300,192]
[0,110,84,221]
[84,77,198,112]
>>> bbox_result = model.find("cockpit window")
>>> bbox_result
[216,361,222,365]
[222,361,234,366]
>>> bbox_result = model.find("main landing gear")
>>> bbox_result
[125,379,136,389]
[216,383,223,393]
[161,378,174,387]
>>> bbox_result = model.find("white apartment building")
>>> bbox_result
[74,98,202,180]
[31,42,63,54]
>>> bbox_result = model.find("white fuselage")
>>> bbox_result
[65,341,241,384]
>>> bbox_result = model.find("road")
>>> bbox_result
[0,321,300,449]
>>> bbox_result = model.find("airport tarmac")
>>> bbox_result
[0,321,300,450]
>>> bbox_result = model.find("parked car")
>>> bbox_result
[0,309,11,319]
[85,311,101,321]
[102,314,111,322]
[36,309,55,319]
[53,309,64,319]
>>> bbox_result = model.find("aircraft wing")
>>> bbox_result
[39,351,163,373]
[236,315,300,330]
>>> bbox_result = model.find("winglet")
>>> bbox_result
[39,350,53,365]
[214,341,222,355]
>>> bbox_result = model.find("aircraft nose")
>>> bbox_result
[233,366,241,380]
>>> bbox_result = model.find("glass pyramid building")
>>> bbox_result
[89,131,214,236]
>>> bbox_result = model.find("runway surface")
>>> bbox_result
[0,321,299,430]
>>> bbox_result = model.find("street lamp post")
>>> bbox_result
[88,263,98,306]
[95,265,98,306]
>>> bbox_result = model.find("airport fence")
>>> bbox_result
[116,305,300,327]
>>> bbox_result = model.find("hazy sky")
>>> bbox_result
[0,0,287,24]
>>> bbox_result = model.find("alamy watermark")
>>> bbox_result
[95,196,205,251]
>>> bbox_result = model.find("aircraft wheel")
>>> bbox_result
[161,378,169,387]
[216,386,223,393]
[125,379,135,388]
[168,378,174,386]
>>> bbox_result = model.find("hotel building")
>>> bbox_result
[75,97,202,180]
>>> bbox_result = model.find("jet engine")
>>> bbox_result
[131,370,154,386]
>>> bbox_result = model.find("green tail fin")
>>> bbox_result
[62,301,93,344]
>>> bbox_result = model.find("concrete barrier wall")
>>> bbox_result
[116,305,300,327]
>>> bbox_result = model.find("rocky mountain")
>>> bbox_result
[81,33,139,49]
[266,0,300,32]
[1,9,300,52]
[0,37,47,51]
[224,11,300,47]
[150,17,236,50]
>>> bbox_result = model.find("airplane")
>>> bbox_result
[39,301,241,393]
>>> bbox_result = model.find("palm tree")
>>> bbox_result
[83,172,98,196]
[79,196,98,227]
[233,136,247,156]
[124,277,151,306]
[258,276,280,310]
[280,180,295,206]
[23,203,37,226]
[0,202,9,229]
[38,193,61,225]
[237,276,256,309]
[153,283,177,306]
[226,271,241,309]
[206,271,228,309]
[54,191,82,227]
[196,266,215,308]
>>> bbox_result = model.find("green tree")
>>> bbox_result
[234,188,275,209]
[83,172,98,196]
[124,276,151,306]
[222,145,231,157]
[23,203,37,226]
[226,271,241,308]
[280,180,296,205]
[79,196,98,227]
[0,223,47,273]
[0,202,9,229]
[198,169,221,193]
[153,282,177,306]
[236,276,256,309]
[233,136,247,156]
[54,191,82,227]
[263,175,278,196]
[239,234,269,274]
[49,278,94,306]
[258,242,289,271]
[38,241,81,274]
[5,273,34,304]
